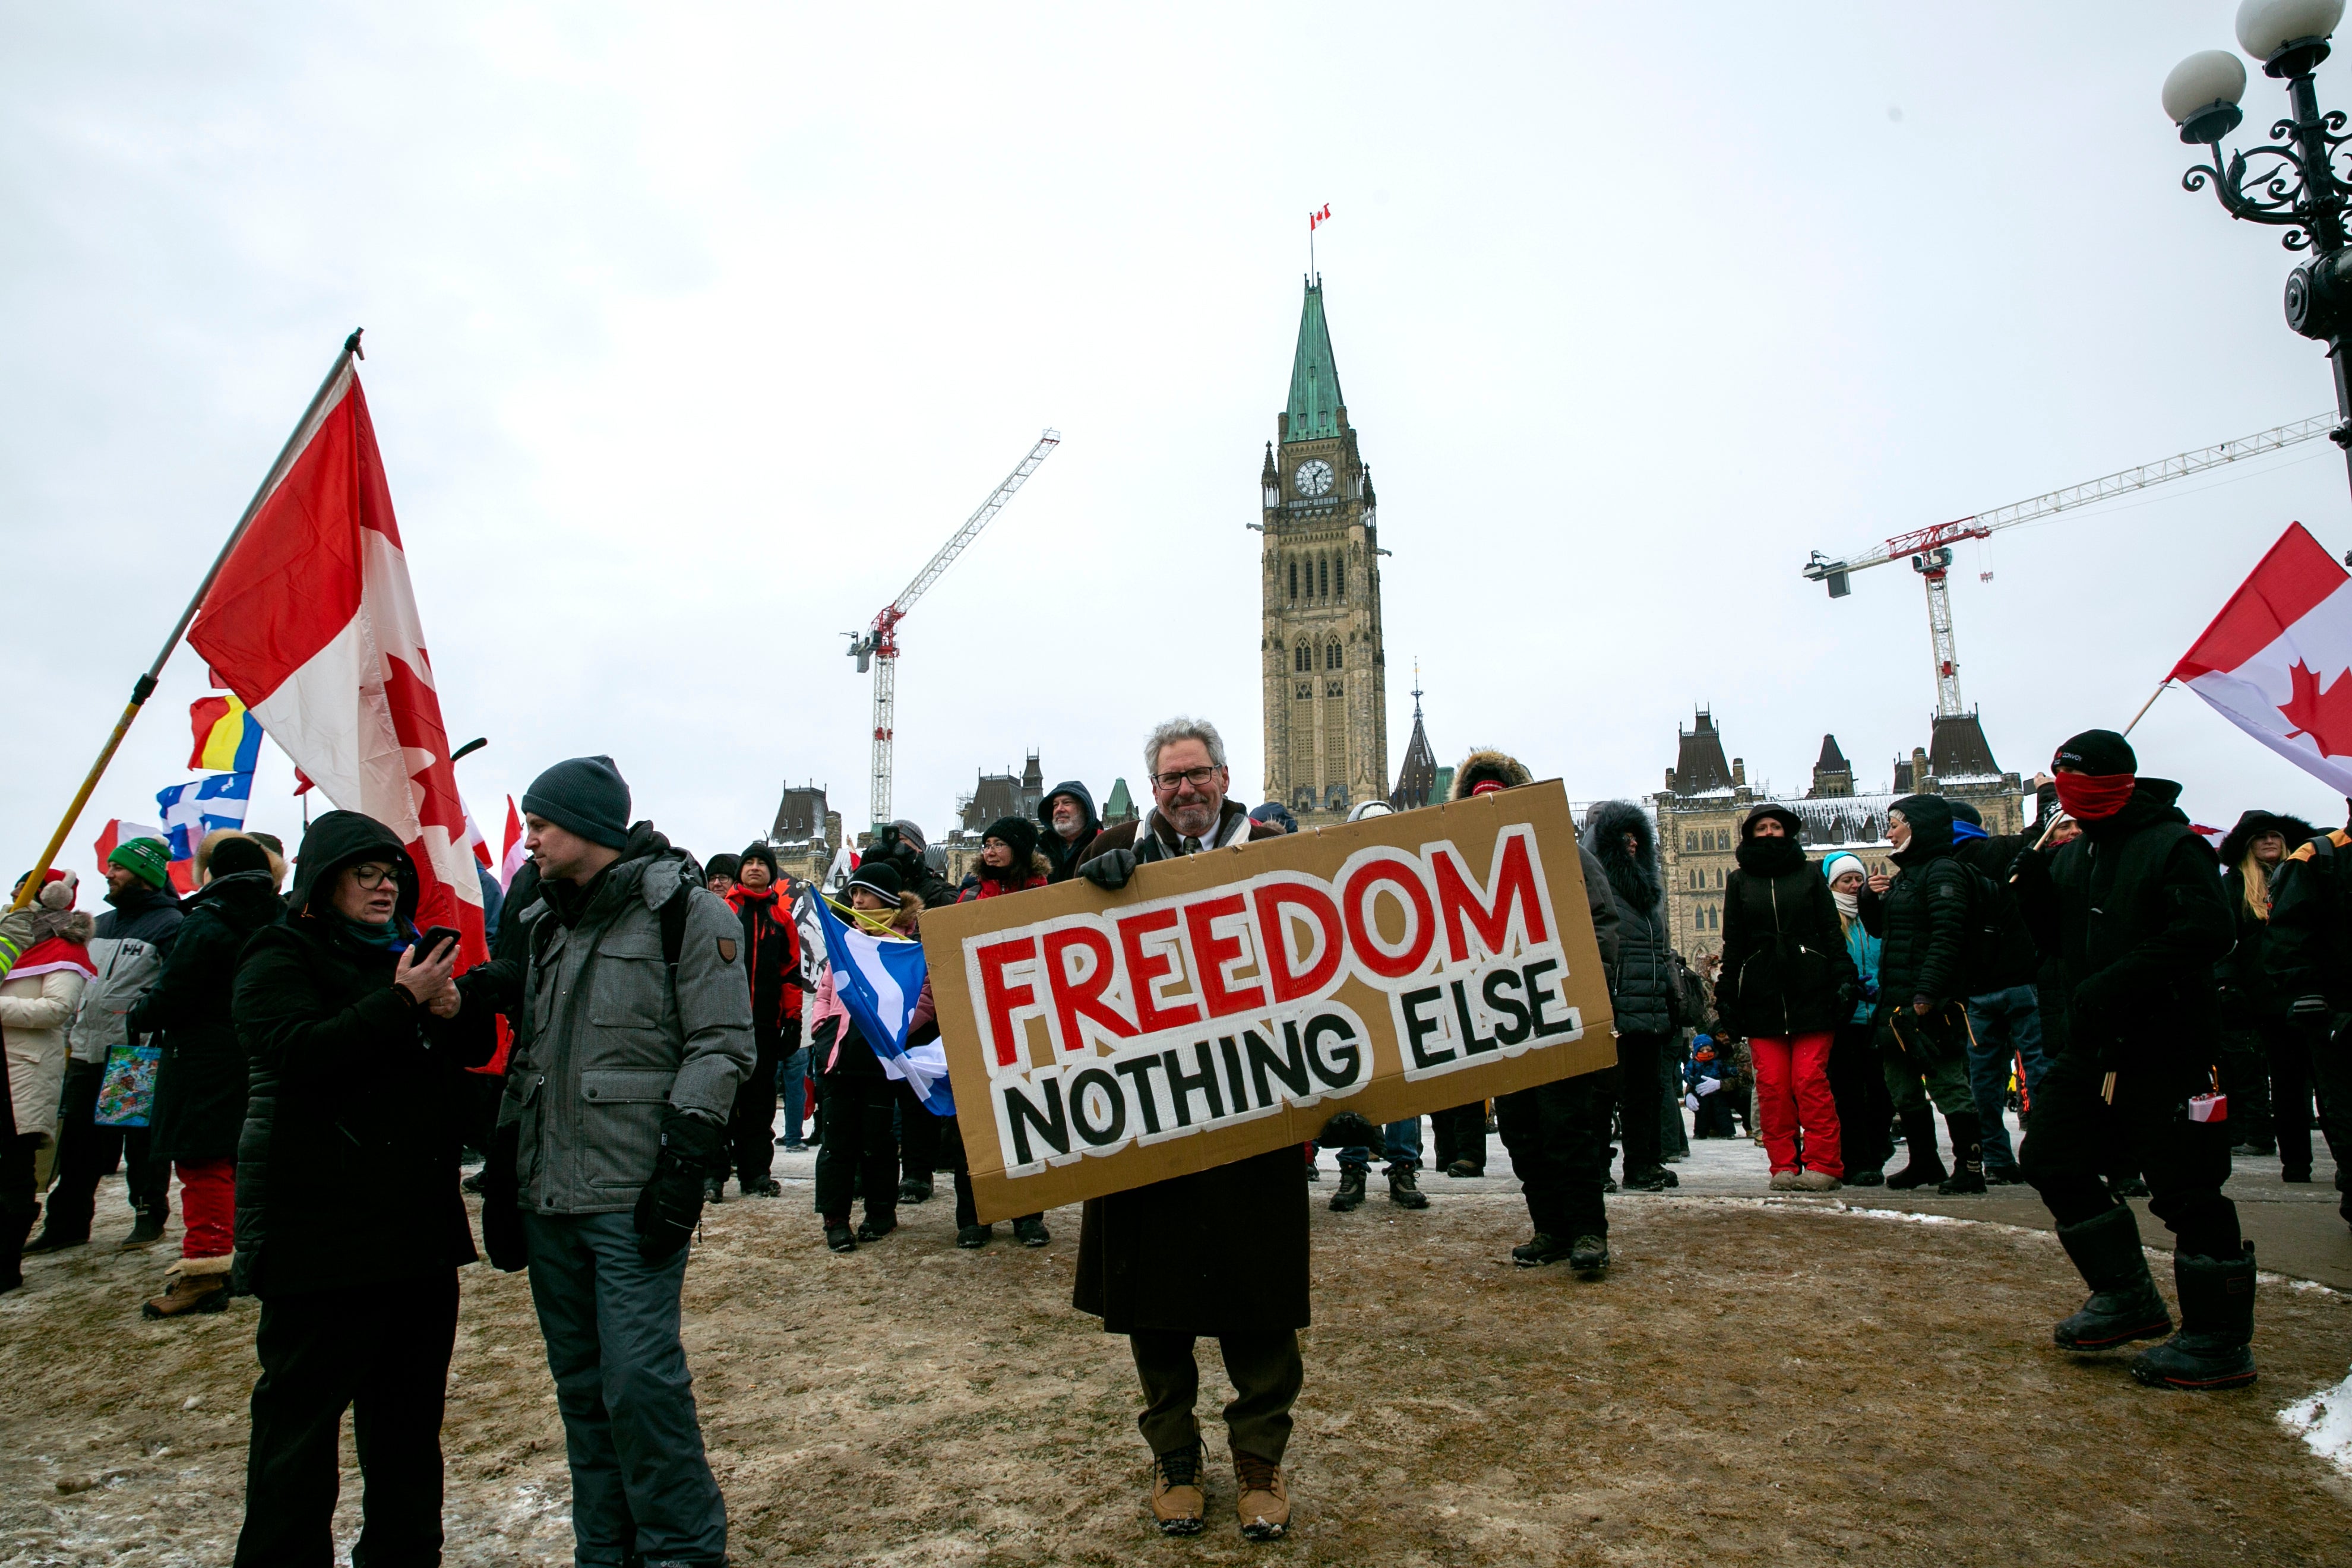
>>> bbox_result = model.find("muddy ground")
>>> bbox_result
[5,1183,2351,1567]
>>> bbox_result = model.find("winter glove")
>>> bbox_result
[1696,1077,1721,1096]
[1314,1109,1383,1149]
[479,1121,529,1273]
[1684,1093,1701,1112]
[633,1108,728,1262]
[1081,848,1137,892]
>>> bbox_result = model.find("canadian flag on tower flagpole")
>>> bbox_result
[1310,203,1331,231]
[2170,521,2352,795]
[186,356,488,975]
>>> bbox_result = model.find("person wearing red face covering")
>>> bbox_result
[2010,729,2250,1390]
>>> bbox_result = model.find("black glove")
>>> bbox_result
[1081,848,1137,892]
[1314,1109,1382,1149]
[633,1108,727,1262]
[479,1121,529,1273]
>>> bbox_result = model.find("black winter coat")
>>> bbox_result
[1590,801,1678,1036]
[1036,780,1104,885]
[132,870,282,1163]
[91,881,185,952]
[232,811,495,1298]
[1717,836,1858,1037]
[1948,832,2040,993]
[1861,795,1975,1009]
[2013,779,2233,1087]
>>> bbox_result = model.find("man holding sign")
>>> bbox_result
[923,716,1618,1541]
[1071,719,1303,1540]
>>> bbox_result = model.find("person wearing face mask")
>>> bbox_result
[1859,795,1987,1194]
[1822,854,1892,1185]
[1716,805,1858,1192]
[2011,730,2249,1390]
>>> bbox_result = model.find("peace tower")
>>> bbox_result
[1259,276,1389,825]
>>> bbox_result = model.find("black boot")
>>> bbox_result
[120,1202,166,1250]
[1330,1167,1368,1212]
[2052,1205,2171,1351]
[2130,1244,2258,1390]
[1885,1109,1948,1190]
[1386,1168,1430,1209]
[1937,1112,1987,1194]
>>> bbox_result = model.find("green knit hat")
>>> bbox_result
[108,837,172,889]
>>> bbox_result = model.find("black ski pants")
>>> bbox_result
[1496,1068,1618,1241]
[236,1272,459,1568]
[1431,1102,1487,1172]
[2019,1042,2240,1259]
[2275,1015,2352,1213]
[726,1022,784,1188]
[1828,1020,1895,1175]
[813,1071,897,1226]
[1615,1031,1671,1176]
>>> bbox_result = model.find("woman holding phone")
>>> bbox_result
[228,809,497,1567]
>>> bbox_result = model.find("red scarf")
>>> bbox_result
[2054,771,2136,822]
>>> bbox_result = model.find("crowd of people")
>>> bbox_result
[1,717,2348,1559]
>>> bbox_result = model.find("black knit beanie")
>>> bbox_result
[2052,729,2136,776]
[521,755,632,849]
[739,842,781,880]
[704,853,741,881]
[982,815,1038,864]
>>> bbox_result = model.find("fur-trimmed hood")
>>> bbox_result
[1449,748,1531,801]
[1588,800,1662,917]
[2218,808,2320,871]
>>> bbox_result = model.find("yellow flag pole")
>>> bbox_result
[823,893,915,940]
[2122,679,2172,736]
[9,331,365,912]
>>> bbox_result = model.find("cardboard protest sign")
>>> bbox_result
[920,779,1615,1223]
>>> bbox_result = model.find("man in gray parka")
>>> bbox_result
[498,755,752,1568]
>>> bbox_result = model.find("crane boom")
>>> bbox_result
[1801,412,2335,719]
[846,429,1061,827]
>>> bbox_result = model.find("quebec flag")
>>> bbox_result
[156,772,255,862]
[813,895,954,1115]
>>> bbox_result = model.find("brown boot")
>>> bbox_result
[142,1255,232,1320]
[1149,1441,1206,1536]
[1234,1451,1290,1540]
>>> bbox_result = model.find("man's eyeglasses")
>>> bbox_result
[349,865,399,889]
[1151,765,1221,792]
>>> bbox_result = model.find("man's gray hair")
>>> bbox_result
[1145,716,1226,777]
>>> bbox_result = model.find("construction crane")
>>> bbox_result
[1803,412,2337,717]
[846,429,1060,826]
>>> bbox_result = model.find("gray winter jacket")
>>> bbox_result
[499,834,753,1215]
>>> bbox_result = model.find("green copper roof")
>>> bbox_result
[1104,777,1134,819]
[1285,280,1344,441]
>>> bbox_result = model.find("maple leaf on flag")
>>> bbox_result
[2275,660,2352,757]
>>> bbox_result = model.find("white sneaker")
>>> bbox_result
[1769,1170,1802,1191]
[1792,1169,1842,1192]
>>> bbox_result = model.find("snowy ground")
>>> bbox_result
[4,1112,2350,1566]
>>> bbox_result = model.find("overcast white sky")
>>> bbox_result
[9,1,2352,874]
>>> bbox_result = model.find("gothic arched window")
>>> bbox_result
[1294,643,1311,673]
[1288,559,1298,601]
[1325,641,1343,671]
[1336,559,1346,600]
[1685,832,1699,852]
[1318,557,1329,598]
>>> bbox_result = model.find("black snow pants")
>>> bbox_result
[2019,1042,2240,1258]
[1496,1068,1618,1241]
[726,1023,782,1189]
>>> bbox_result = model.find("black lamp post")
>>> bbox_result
[2168,0,2352,492]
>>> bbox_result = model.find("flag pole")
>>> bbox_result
[9,330,365,912]
[2122,679,2173,736]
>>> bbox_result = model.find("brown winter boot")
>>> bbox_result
[1148,1441,1206,1535]
[142,1255,232,1319]
[1234,1451,1291,1540]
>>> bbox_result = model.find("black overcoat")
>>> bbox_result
[133,870,282,1164]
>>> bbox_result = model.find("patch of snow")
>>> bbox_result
[2279,1367,2352,1477]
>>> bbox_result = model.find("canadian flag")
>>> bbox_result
[500,795,528,890]
[2170,521,2352,795]
[1309,202,1332,232]
[185,357,487,974]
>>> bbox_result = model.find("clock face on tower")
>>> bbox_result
[1294,459,1334,498]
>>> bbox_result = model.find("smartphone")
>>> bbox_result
[414,926,461,961]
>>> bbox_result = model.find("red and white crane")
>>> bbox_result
[847,429,1060,826]
[1803,412,2337,717]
